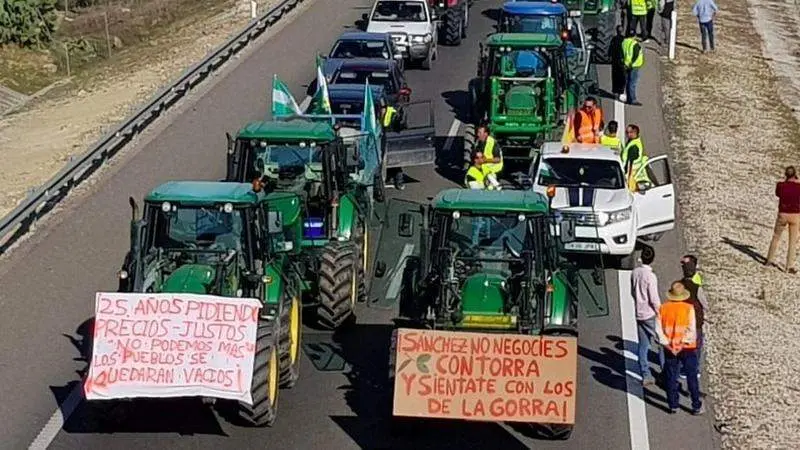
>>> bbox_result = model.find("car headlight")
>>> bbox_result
[411,34,432,44]
[597,207,632,226]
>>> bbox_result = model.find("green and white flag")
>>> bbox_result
[361,80,379,137]
[307,55,332,115]
[271,74,303,118]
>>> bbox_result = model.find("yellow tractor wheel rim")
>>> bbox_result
[289,297,300,364]
[268,347,278,407]
[350,267,357,307]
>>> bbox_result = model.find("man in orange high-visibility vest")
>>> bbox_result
[573,97,605,144]
[656,281,704,415]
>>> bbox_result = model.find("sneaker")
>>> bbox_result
[669,408,678,414]
[692,405,706,415]
[679,374,687,380]
[643,376,656,386]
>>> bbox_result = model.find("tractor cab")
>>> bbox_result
[369,188,610,334]
[118,182,291,308]
[469,33,578,163]
[226,118,382,241]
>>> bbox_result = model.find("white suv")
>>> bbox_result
[531,143,676,268]
[366,0,438,69]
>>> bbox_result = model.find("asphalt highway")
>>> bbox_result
[0,0,719,448]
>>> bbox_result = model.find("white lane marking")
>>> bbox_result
[619,270,651,450]
[300,95,312,111]
[443,118,462,153]
[28,385,83,450]
[615,99,626,135]
[385,243,415,301]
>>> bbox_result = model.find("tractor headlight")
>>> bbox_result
[118,269,128,280]
[223,202,234,213]
[597,207,631,226]
[161,201,171,212]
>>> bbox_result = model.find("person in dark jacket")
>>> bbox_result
[610,26,626,98]
[680,254,708,378]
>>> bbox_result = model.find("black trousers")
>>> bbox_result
[628,14,646,39]
[645,8,656,39]
[611,63,626,95]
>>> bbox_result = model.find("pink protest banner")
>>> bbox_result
[84,292,262,404]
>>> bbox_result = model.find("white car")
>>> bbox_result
[531,143,676,268]
[365,0,438,69]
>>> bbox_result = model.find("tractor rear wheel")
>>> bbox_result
[592,9,616,64]
[317,242,363,329]
[442,7,463,46]
[278,291,302,388]
[239,320,280,427]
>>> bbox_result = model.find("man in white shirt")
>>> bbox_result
[631,246,665,385]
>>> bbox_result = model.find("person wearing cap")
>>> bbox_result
[680,254,708,378]
[656,281,704,415]
[631,246,665,385]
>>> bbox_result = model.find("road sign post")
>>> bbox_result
[669,10,677,60]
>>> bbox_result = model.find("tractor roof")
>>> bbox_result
[433,188,549,214]
[237,119,337,142]
[502,1,568,16]
[486,32,564,48]
[145,181,261,205]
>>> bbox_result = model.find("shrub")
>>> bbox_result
[0,0,59,47]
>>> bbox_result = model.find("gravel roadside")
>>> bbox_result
[663,0,800,448]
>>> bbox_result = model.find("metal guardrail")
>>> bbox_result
[0,0,306,254]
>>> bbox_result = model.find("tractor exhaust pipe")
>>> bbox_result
[128,197,139,222]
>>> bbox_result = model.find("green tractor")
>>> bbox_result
[558,0,619,63]
[117,181,303,426]
[468,32,591,166]
[225,118,382,330]
[369,189,609,439]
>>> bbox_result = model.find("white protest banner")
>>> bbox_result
[84,292,262,404]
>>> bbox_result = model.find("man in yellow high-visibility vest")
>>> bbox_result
[473,125,504,190]
[622,30,645,105]
[628,0,648,38]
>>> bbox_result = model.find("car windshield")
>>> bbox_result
[442,213,529,260]
[152,205,245,252]
[505,14,561,34]
[330,39,391,59]
[371,1,427,22]
[332,69,396,93]
[538,157,626,189]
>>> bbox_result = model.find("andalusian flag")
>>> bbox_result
[361,80,379,136]
[307,55,332,115]
[271,74,302,118]
[561,109,576,144]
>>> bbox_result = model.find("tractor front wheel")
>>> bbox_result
[591,9,617,64]
[278,291,302,388]
[239,320,280,427]
[317,242,363,329]
[442,7,464,46]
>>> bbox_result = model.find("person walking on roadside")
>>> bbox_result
[656,281,704,415]
[632,247,665,386]
[622,31,644,105]
[659,0,675,45]
[766,166,800,273]
[679,254,709,378]
[644,0,657,42]
[692,0,718,52]
[628,0,648,38]
[610,26,627,98]
[600,120,623,153]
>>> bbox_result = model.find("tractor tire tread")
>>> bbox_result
[317,242,360,329]
[238,321,278,427]
[442,8,462,46]
[277,291,300,388]
[592,9,616,64]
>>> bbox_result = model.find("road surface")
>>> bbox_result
[0,0,719,448]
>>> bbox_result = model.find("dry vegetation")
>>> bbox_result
[663,0,800,448]
[0,0,282,217]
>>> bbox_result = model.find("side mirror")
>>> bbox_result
[636,181,652,192]
[398,212,414,237]
[362,13,369,22]
[560,220,576,243]
[586,43,596,51]
[374,260,387,278]
[430,10,438,21]
[267,210,283,234]
[394,53,404,60]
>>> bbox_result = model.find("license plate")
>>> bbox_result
[564,242,600,252]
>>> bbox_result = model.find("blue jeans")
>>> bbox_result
[626,68,640,104]
[681,330,703,375]
[664,349,702,411]
[637,317,665,379]
[699,21,715,51]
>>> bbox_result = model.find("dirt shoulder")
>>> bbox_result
[663,1,800,448]
[0,0,282,218]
